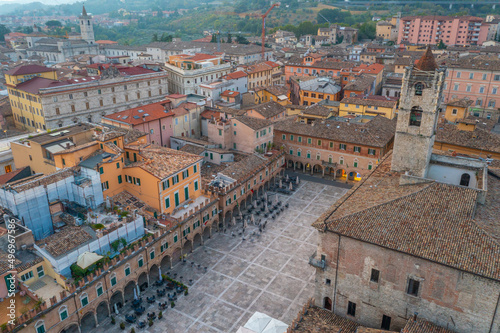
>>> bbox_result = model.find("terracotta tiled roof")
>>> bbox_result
[245,101,286,119]
[5,64,55,76]
[436,123,500,154]
[264,85,289,97]
[37,226,94,258]
[219,153,275,182]
[234,115,272,130]
[402,318,455,333]
[344,75,375,92]
[224,70,247,80]
[341,96,397,108]
[131,146,203,180]
[446,98,473,108]
[301,104,332,117]
[313,152,500,281]
[290,306,359,333]
[103,100,173,125]
[179,144,205,155]
[274,116,396,147]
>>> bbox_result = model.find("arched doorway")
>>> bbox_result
[203,226,211,241]
[172,247,182,265]
[305,163,312,173]
[313,164,323,174]
[138,272,148,290]
[110,291,123,312]
[96,301,109,325]
[160,254,171,272]
[323,297,332,311]
[336,169,346,180]
[295,161,303,171]
[60,323,79,333]
[246,193,253,207]
[258,186,263,197]
[149,264,159,282]
[124,281,137,302]
[287,160,294,168]
[183,239,192,253]
[80,311,96,332]
[193,233,202,248]
[460,173,470,186]
[224,210,232,227]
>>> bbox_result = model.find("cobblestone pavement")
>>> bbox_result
[93,180,349,333]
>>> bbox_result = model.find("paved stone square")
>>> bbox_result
[94,178,348,333]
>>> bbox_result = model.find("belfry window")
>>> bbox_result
[460,173,471,187]
[415,82,424,96]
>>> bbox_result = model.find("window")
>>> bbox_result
[469,72,474,79]
[368,148,376,155]
[381,315,392,330]
[290,134,294,141]
[407,278,420,296]
[325,279,331,285]
[124,264,131,276]
[316,153,321,160]
[80,293,89,307]
[460,173,471,187]
[368,163,373,170]
[21,271,33,281]
[466,85,471,92]
[456,71,461,78]
[317,140,322,146]
[453,84,459,91]
[194,180,199,191]
[161,241,168,252]
[150,249,155,260]
[307,138,312,144]
[354,146,361,153]
[282,134,286,140]
[489,100,496,108]
[493,87,498,95]
[297,150,301,157]
[194,164,197,173]
[451,108,458,115]
[353,160,358,168]
[96,283,103,296]
[409,107,422,127]
[339,157,344,165]
[37,265,44,278]
[110,273,117,286]
[69,93,73,100]
[59,306,68,321]
[71,105,75,112]
[339,143,346,150]
[370,269,380,283]
[347,301,356,316]
[138,256,144,267]
[165,197,170,209]
[35,321,46,333]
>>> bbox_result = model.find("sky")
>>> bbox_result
[0,0,78,4]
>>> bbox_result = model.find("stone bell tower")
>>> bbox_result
[391,46,446,178]
[79,5,95,45]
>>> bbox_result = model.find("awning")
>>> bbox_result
[76,251,103,269]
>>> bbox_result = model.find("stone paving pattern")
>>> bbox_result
[92,180,348,333]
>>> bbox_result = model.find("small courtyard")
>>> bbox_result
[91,177,349,333]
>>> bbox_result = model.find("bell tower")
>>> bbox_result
[391,46,445,178]
[79,5,95,44]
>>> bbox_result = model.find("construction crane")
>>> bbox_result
[261,2,280,61]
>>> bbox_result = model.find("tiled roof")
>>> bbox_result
[224,71,247,80]
[344,74,375,92]
[313,152,500,281]
[274,116,396,147]
[402,318,455,333]
[415,46,438,71]
[436,123,500,154]
[179,144,205,155]
[234,115,272,130]
[299,78,341,95]
[37,226,94,258]
[341,96,397,108]
[290,306,359,333]
[265,85,289,97]
[442,55,500,71]
[219,151,282,182]
[103,100,173,125]
[5,64,55,76]
[245,101,286,119]
[302,104,332,117]
[446,98,473,108]
[131,146,203,180]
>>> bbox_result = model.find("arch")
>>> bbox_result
[124,280,137,302]
[110,290,123,311]
[95,301,109,324]
[336,169,346,180]
[138,272,148,290]
[149,264,160,282]
[313,164,323,174]
[35,320,46,333]
[305,163,312,172]
[183,239,192,253]
[80,311,96,332]
[193,233,202,248]
[203,225,211,241]
[409,106,423,127]
[60,322,79,333]
[295,161,303,170]
[257,186,263,197]
[323,297,332,311]
[414,82,424,96]
[172,247,182,265]
[460,173,471,187]
[287,160,294,168]
[224,210,232,227]
[160,254,171,272]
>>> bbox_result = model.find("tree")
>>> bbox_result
[358,21,376,40]
[210,34,217,43]
[236,35,249,44]
[0,24,10,42]
[227,32,232,43]
[45,20,62,28]
[152,33,159,42]
[437,39,447,49]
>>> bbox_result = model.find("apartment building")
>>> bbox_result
[6,64,168,131]
[242,61,280,90]
[164,53,231,95]
[339,96,398,119]
[397,15,489,46]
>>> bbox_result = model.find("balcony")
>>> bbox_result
[309,251,326,270]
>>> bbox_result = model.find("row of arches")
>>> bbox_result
[286,160,363,181]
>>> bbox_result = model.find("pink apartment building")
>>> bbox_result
[101,99,174,147]
[442,57,500,121]
[398,15,489,46]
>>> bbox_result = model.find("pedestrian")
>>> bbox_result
[231,231,235,237]
[224,228,227,233]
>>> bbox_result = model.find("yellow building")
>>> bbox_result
[444,98,473,123]
[298,77,341,106]
[339,96,398,119]
[376,21,393,39]
[5,65,57,131]
[254,86,290,105]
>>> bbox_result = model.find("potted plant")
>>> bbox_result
[130,329,135,333]
[111,316,116,325]
[184,289,188,296]
[149,320,153,327]
[120,322,125,330]
[171,301,175,308]
[158,311,163,319]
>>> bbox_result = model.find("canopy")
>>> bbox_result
[261,319,288,333]
[244,312,272,333]
[76,251,103,269]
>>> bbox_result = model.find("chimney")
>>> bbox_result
[66,143,71,149]
[413,312,418,322]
